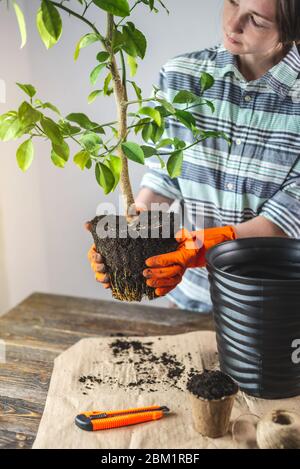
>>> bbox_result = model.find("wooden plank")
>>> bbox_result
[0,429,34,449]
[0,361,51,403]
[14,292,214,328]
[0,321,213,358]
[1,305,213,337]
[0,396,42,436]
[0,321,99,352]
[5,343,59,365]
[0,293,213,355]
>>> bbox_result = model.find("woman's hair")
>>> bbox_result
[276,0,300,51]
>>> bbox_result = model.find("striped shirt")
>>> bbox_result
[139,42,300,313]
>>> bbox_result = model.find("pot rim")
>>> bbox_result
[188,389,239,403]
[205,237,300,284]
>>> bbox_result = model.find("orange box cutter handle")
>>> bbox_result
[75,405,170,431]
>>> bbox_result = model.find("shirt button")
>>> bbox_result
[227,183,234,191]
[244,95,252,102]
[236,138,242,145]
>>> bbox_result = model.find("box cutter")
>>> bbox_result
[75,405,170,431]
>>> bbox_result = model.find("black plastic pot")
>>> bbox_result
[206,238,300,399]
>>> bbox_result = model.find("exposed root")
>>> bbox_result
[110,269,157,302]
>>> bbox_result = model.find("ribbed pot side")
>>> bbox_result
[206,237,300,399]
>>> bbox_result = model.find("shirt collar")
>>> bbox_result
[214,42,300,98]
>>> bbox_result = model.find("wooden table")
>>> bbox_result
[0,292,214,449]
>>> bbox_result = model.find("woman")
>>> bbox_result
[88,0,300,313]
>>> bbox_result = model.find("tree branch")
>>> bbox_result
[106,13,135,220]
[50,1,106,44]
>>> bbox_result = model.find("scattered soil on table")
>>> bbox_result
[186,369,238,400]
[111,339,185,384]
[78,338,212,396]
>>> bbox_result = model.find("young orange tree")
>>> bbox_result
[0,0,230,301]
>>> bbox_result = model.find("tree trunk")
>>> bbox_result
[106,14,136,223]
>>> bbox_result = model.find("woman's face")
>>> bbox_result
[222,0,282,55]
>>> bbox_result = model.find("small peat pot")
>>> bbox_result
[88,210,180,302]
[187,369,238,438]
[206,237,300,399]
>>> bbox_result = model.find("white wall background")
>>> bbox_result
[0,0,223,315]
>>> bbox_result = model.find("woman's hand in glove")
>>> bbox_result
[143,225,237,297]
[85,222,111,289]
[85,204,147,289]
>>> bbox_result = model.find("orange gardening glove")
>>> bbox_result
[85,203,147,288]
[86,223,111,288]
[142,225,237,297]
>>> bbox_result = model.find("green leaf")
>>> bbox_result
[88,90,102,104]
[96,51,110,62]
[0,112,22,141]
[16,138,34,171]
[129,81,142,106]
[140,145,156,158]
[85,158,92,169]
[51,149,67,168]
[58,120,81,136]
[95,161,115,194]
[79,132,102,153]
[36,7,57,49]
[127,55,138,77]
[103,72,113,96]
[167,150,183,178]
[173,90,199,104]
[156,98,176,115]
[41,102,61,115]
[175,109,196,130]
[154,105,169,120]
[15,123,36,139]
[203,100,215,113]
[18,102,41,127]
[13,2,27,48]
[0,111,17,122]
[74,33,100,61]
[121,141,145,164]
[65,113,104,132]
[73,150,90,170]
[138,106,161,127]
[141,122,153,142]
[173,137,186,149]
[90,63,107,85]
[150,122,165,143]
[156,154,166,169]
[220,132,232,146]
[121,24,147,59]
[52,140,70,161]
[141,0,169,13]
[143,0,154,10]
[156,138,174,149]
[40,115,64,144]
[200,130,231,146]
[105,155,122,191]
[134,117,150,135]
[92,0,130,17]
[112,30,124,53]
[16,83,36,98]
[41,0,62,41]
[126,21,135,31]
[200,72,214,92]
[110,126,119,138]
